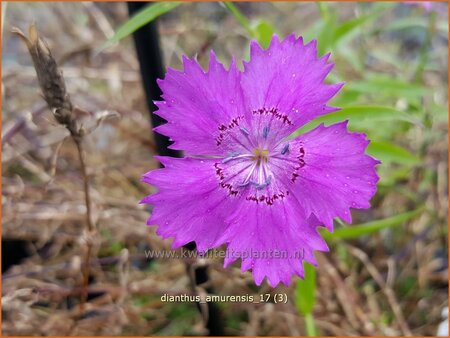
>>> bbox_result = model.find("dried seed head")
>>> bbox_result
[12,24,78,136]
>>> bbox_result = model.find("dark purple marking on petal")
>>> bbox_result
[245,190,290,206]
[291,143,306,182]
[214,162,239,196]
[216,116,244,146]
[252,107,293,126]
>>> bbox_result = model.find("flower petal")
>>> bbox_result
[217,199,328,287]
[141,156,237,252]
[155,51,247,156]
[271,121,380,230]
[241,34,343,139]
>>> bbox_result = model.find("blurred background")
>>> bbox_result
[1,1,448,336]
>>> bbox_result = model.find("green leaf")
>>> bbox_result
[317,13,337,55]
[333,12,380,46]
[295,263,316,315]
[367,140,420,165]
[251,20,275,48]
[377,166,412,187]
[317,6,386,54]
[329,89,361,107]
[304,313,318,336]
[101,2,181,50]
[295,106,421,135]
[321,207,424,241]
[348,75,429,99]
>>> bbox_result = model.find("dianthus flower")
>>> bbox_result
[141,34,380,287]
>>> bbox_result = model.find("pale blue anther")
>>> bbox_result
[240,126,250,136]
[222,152,240,163]
[262,125,269,139]
[281,143,290,155]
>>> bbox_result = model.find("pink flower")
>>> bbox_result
[141,34,380,287]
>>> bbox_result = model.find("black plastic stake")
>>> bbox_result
[127,2,181,159]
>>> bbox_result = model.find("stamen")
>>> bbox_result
[281,143,290,155]
[222,153,252,164]
[240,162,257,187]
[240,126,250,136]
[262,125,269,139]
[222,152,240,163]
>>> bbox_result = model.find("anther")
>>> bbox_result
[281,143,290,155]
[237,181,250,187]
[222,152,240,163]
[240,126,250,136]
[262,125,269,139]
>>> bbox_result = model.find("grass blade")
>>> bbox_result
[367,141,420,165]
[101,2,181,50]
[296,106,421,135]
[348,75,429,99]
[295,263,316,315]
[222,2,252,34]
[321,207,424,241]
[251,19,275,48]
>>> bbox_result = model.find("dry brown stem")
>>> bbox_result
[12,24,96,314]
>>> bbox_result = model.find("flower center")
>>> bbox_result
[239,146,272,190]
[213,111,303,206]
[252,147,269,165]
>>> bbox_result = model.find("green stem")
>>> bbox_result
[222,2,253,36]
[304,312,318,336]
